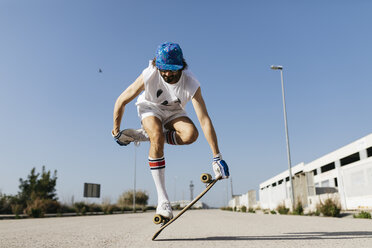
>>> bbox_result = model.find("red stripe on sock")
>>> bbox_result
[149,160,165,168]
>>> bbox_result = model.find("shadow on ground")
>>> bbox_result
[157,231,372,241]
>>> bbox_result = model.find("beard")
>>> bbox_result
[163,75,176,83]
[161,72,181,84]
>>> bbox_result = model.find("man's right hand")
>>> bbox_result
[112,130,132,146]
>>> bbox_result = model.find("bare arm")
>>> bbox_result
[112,74,144,136]
[191,87,220,157]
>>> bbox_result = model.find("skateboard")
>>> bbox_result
[152,173,221,240]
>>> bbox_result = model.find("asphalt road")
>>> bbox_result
[1,210,372,248]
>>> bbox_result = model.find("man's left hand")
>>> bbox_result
[212,153,230,179]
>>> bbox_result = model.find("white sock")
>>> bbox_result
[149,157,169,205]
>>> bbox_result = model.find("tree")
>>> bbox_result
[18,166,58,208]
[118,190,149,207]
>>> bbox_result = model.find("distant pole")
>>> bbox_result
[226,179,229,206]
[174,176,178,202]
[230,177,234,198]
[189,181,194,201]
[271,65,295,211]
[133,141,140,213]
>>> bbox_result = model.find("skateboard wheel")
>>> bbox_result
[153,214,163,225]
[200,173,212,183]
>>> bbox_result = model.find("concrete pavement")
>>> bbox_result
[0,209,371,248]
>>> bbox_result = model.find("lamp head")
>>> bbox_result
[270,65,283,70]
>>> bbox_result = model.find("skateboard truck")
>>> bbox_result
[153,214,170,225]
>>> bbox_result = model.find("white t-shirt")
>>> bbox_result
[136,61,200,111]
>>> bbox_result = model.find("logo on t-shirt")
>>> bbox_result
[157,89,181,106]
[156,89,163,98]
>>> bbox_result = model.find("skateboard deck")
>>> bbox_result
[152,174,220,240]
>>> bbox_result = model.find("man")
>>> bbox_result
[112,42,229,220]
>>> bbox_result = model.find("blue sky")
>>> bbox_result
[1,1,371,207]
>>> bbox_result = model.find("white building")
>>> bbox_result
[259,133,372,211]
[228,190,257,210]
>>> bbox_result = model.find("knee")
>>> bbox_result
[149,131,165,145]
[180,128,198,144]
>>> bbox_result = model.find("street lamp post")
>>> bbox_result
[174,176,178,202]
[133,141,140,213]
[270,65,295,211]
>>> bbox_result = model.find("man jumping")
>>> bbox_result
[112,42,229,220]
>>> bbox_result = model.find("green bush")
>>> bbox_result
[306,211,320,216]
[42,199,61,213]
[0,194,19,214]
[102,204,114,214]
[144,205,156,211]
[241,206,247,213]
[74,202,88,215]
[120,205,133,212]
[173,204,182,210]
[116,205,146,212]
[248,207,255,213]
[87,203,102,213]
[270,210,277,214]
[113,204,122,212]
[118,190,149,207]
[23,198,60,217]
[11,204,23,217]
[220,207,233,211]
[292,201,304,215]
[276,203,290,215]
[30,208,43,218]
[25,198,45,217]
[353,211,371,219]
[317,198,341,217]
[59,204,75,213]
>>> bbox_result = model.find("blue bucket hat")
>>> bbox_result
[155,42,184,71]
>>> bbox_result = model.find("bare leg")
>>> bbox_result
[164,116,199,145]
[142,116,172,218]
[142,116,165,158]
